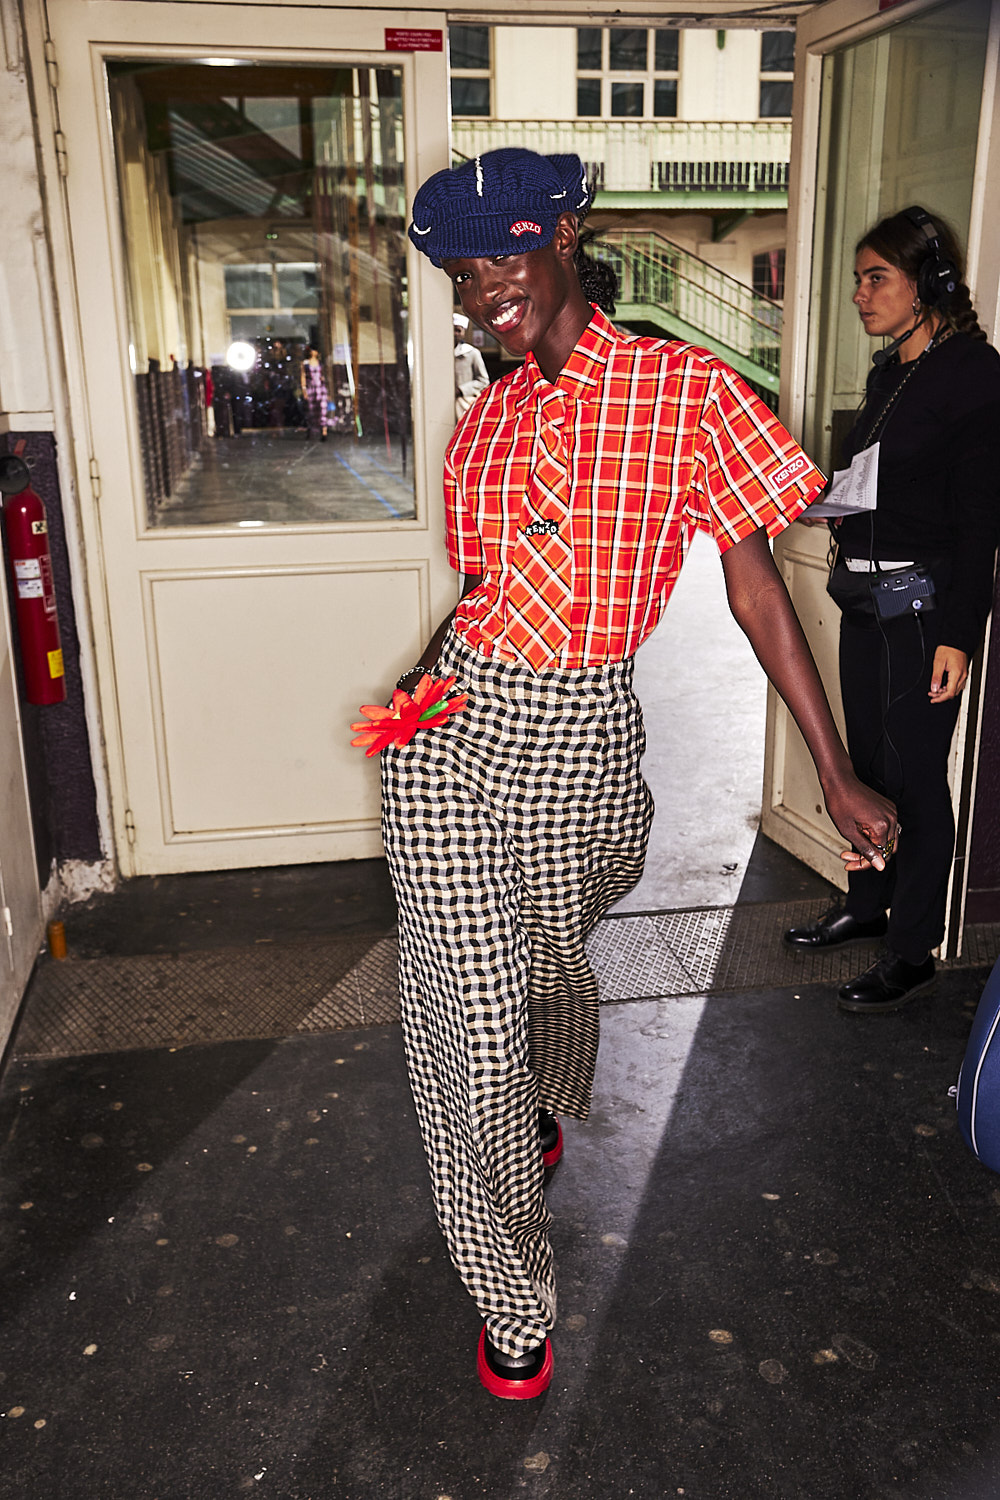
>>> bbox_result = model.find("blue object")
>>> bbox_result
[408,149,592,267]
[956,955,1000,1171]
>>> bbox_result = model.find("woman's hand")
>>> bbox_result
[823,769,899,872]
[794,509,841,530]
[929,644,968,703]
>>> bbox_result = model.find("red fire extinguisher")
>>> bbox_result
[1,454,66,706]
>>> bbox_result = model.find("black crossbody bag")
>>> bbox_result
[826,335,947,624]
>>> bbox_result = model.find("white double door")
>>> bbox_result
[33,0,457,875]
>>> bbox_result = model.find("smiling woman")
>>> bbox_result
[442,218,588,381]
[379,147,897,1403]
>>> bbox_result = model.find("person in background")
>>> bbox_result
[386,148,896,1400]
[785,207,1000,1012]
[453,311,490,420]
[301,345,329,441]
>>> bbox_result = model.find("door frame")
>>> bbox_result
[24,0,457,876]
[763,0,1000,955]
[0,556,43,1054]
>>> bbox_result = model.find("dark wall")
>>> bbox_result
[966,573,1000,923]
[0,432,104,882]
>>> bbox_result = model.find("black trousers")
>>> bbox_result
[839,608,961,963]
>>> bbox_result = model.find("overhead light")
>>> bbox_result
[238,519,265,528]
[226,341,256,371]
[199,57,243,67]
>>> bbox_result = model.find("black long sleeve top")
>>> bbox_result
[837,331,1000,656]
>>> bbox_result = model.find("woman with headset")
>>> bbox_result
[785,207,1000,1012]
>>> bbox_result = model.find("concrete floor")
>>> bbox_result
[158,431,415,528]
[621,530,773,914]
[2,963,1000,1499]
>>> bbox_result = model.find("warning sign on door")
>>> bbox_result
[385,28,443,51]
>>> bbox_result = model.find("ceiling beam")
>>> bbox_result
[444,2,822,24]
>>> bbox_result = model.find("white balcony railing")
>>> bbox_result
[451,120,791,196]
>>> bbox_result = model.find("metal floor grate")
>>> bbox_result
[12,902,1000,1060]
[12,934,401,1061]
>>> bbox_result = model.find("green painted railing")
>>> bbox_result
[592,230,783,394]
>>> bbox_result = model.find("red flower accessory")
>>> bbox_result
[351,673,468,757]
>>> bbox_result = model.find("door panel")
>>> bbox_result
[145,562,425,842]
[0,584,42,1048]
[38,1,455,874]
[764,529,847,887]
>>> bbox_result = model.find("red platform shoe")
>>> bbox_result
[539,1109,563,1169]
[477,1327,553,1399]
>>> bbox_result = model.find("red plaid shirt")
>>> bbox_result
[444,308,825,669]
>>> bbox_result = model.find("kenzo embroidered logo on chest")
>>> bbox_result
[523,520,560,537]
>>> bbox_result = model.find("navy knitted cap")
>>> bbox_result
[408,148,592,267]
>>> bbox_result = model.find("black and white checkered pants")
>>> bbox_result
[381,628,653,1355]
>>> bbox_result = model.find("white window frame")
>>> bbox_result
[449,24,492,119]
[758,29,795,120]
[576,27,680,120]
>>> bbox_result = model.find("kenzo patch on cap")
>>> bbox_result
[509,220,543,237]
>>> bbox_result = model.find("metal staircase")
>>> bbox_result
[591,230,783,399]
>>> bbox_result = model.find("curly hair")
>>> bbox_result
[856,209,987,341]
[575,228,618,316]
[571,170,618,317]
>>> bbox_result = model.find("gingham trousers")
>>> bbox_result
[381,628,653,1354]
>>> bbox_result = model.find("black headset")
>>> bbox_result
[902,205,959,306]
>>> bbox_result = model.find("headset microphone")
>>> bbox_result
[872,327,917,368]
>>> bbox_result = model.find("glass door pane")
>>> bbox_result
[107,61,414,527]
[804,0,991,473]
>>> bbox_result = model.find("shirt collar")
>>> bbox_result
[519,305,619,406]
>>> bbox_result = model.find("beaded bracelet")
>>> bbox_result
[396,663,436,689]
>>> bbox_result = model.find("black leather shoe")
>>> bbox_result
[837,952,935,1013]
[477,1327,553,1399]
[784,905,887,951]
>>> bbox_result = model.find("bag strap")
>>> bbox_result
[856,324,953,450]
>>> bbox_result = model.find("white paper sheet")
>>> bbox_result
[799,441,879,520]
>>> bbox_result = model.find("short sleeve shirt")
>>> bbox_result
[445,307,825,669]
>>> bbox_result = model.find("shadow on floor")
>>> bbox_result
[2,960,999,1498]
[736,830,840,906]
[53,857,398,959]
[544,973,1000,1500]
